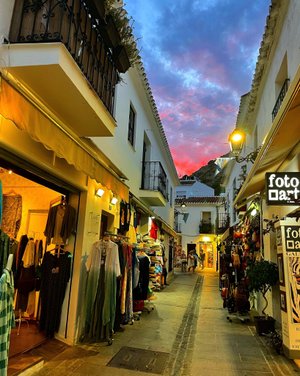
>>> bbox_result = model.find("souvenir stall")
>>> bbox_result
[220,203,262,322]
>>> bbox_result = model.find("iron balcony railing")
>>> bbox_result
[272,79,290,120]
[9,0,120,116]
[141,161,168,200]
[216,213,230,234]
[199,221,214,234]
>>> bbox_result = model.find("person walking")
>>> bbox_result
[199,248,205,269]
[187,251,195,272]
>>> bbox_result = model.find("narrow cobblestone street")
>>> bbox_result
[17,270,300,376]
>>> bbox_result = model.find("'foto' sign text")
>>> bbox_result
[266,173,300,205]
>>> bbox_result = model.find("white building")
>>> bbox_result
[223,0,300,359]
[0,0,179,365]
[175,179,227,271]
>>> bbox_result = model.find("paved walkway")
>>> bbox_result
[23,270,300,376]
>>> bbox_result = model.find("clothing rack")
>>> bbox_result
[49,195,67,207]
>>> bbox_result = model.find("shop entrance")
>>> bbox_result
[0,160,79,359]
[199,242,214,269]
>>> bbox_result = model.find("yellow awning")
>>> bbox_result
[234,68,300,208]
[0,77,129,201]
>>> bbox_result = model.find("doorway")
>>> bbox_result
[0,162,79,359]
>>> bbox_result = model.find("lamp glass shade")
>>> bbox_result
[228,129,246,156]
[96,188,105,197]
[111,196,118,205]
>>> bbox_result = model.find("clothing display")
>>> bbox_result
[44,203,76,245]
[0,268,15,375]
[83,239,121,341]
[0,180,2,226]
[133,252,150,301]
[0,231,10,276]
[119,201,131,234]
[1,193,22,239]
[39,251,72,338]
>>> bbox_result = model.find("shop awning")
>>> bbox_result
[0,77,129,201]
[234,69,300,208]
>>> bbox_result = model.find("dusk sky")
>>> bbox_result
[124,0,271,177]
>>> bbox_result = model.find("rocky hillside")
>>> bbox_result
[182,159,225,195]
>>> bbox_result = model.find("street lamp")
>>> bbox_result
[228,129,260,163]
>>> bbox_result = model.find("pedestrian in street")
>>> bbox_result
[188,251,195,272]
[199,248,205,269]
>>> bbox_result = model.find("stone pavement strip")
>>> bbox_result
[24,271,300,376]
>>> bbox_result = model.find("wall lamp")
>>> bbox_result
[228,129,261,163]
[95,188,105,197]
[181,202,186,208]
[110,196,118,205]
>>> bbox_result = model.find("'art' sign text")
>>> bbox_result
[266,173,300,205]
[284,226,300,252]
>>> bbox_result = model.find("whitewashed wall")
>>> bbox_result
[92,66,178,226]
[0,0,14,43]
[176,180,214,198]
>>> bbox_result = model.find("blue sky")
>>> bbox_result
[124,0,271,177]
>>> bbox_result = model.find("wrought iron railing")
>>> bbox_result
[141,161,168,200]
[9,0,120,116]
[199,221,214,234]
[216,213,229,234]
[272,79,290,120]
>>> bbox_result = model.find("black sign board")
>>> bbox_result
[284,226,300,252]
[266,172,300,205]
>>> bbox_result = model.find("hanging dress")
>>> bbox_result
[85,239,120,341]
[0,268,15,375]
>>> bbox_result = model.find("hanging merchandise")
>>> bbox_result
[44,197,76,245]
[2,191,22,239]
[0,259,15,375]
[0,180,2,226]
[133,248,150,301]
[149,219,158,240]
[39,248,72,338]
[119,200,131,235]
[82,236,121,344]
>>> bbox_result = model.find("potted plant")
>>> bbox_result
[246,259,279,335]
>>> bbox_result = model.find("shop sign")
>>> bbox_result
[284,226,300,252]
[266,172,300,205]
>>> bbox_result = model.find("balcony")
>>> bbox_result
[139,161,168,207]
[272,79,290,120]
[199,221,214,234]
[216,213,230,235]
[2,0,129,137]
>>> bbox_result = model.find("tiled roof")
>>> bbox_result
[175,197,225,205]
[179,181,196,186]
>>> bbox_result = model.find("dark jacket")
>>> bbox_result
[44,204,76,245]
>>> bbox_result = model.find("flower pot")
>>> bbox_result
[254,316,275,335]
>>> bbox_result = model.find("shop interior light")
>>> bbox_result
[95,188,105,197]
[251,208,257,217]
[228,128,261,163]
[110,196,118,205]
